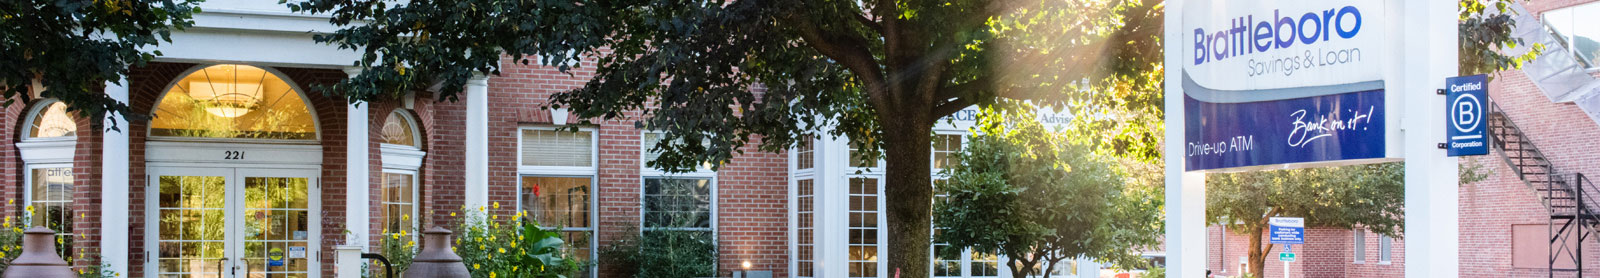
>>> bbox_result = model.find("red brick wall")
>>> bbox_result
[484,57,792,276]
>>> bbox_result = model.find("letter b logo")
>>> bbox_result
[1453,94,1481,133]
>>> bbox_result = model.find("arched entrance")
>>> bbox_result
[142,64,324,278]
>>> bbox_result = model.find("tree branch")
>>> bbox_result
[787,12,889,106]
[855,13,883,34]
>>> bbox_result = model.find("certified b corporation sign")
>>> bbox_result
[1445,74,1489,156]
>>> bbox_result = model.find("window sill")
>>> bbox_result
[1351,261,1364,264]
[1377,261,1392,265]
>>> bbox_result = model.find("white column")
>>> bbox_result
[1402,0,1460,276]
[464,75,490,209]
[101,77,130,276]
[1163,0,1208,277]
[338,68,370,278]
[1076,257,1099,278]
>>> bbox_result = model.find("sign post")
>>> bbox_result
[1270,217,1304,278]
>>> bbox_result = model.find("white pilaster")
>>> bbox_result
[1402,0,1461,276]
[1163,0,1208,277]
[101,77,130,276]
[336,68,371,278]
[464,75,490,209]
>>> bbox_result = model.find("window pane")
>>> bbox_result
[848,178,879,278]
[932,134,961,170]
[1353,229,1365,262]
[643,132,713,170]
[796,179,816,277]
[28,102,77,138]
[380,112,418,147]
[797,137,815,170]
[381,172,417,235]
[642,178,712,229]
[151,64,317,140]
[849,145,877,168]
[521,176,592,228]
[29,167,73,258]
[1379,235,1393,262]
[521,130,594,167]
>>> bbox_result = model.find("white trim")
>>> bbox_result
[380,144,426,170]
[17,139,76,164]
[382,110,424,149]
[380,168,422,237]
[465,75,490,210]
[102,78,131,276]
[146,141,323,166]
[515,126,601,175]
[516,175,599,278]
[142,167,323,278]
[20,99,77,140]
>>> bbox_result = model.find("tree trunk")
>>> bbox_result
[883,114,934,278]
[1248,227,1271,278]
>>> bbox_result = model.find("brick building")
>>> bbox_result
[0,1,1090,278]
[1205,0,1600,277]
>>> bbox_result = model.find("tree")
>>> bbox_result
[935,110,1162,278]
[1,0,200,129]
[1204,163,1406,278]
[288,0,1166,276]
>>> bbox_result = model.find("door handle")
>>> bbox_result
[215,257,229,277]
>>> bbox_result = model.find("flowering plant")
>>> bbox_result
[453,203,585,278]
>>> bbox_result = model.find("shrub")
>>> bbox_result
[0,204,117,278]
[452,203,585,278]
[599,228,718,277]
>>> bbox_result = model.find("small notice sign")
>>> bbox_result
[1280,252,1297,262]
[1269,217,1305,245]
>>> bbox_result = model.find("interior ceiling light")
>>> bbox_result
[189,80,262,118]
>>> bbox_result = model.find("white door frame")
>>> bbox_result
[145,141,323,278]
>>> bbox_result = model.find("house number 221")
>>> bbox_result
[224,151,246,160]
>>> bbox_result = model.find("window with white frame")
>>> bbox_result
[379,111,425,240]
[518,127,597,271]
[1544,2,1600,69]
[19,99,78,258]
[1378,234,1393,263]
[848,177,882,278]
[931,134,967,277]
[796,179,817,277]
[641,132,715,232]
[1353,229,1366,263]
[793,136,817,277]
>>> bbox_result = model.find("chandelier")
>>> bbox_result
[188,80,262,118]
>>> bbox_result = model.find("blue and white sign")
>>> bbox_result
[1268,217,1305,244]
[1181,0,1392,171]
[1446,75,1490,156]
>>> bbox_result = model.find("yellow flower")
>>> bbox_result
[452,247,458,253]
[1,251,7,257]
[473,264,480,270]
[24,206,33,213]
[513,266,519,272]
[407,240,415,247]
[490,272,497,278]
[510,241,517,248]
[391,233,400,240]
[478,206,485,212]
[493,202,500,209]
[402,214,410,221]
[479,244,486,250]
[451,212,457,217]
[492,215,498,220]
[497,248,506,253]
[400,230,408,237]
[488,254,494,260]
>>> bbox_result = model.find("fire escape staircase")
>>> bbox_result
[1487,103,1598,277]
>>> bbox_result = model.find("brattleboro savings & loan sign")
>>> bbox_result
[1182,0,1397,171]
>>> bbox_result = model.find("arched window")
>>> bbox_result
[17,99,78,258]
[380,111,424,239]
[150,64,317,140]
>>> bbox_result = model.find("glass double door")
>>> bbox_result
[149,167,320,278]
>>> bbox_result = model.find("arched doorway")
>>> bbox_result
[142,64,323,278]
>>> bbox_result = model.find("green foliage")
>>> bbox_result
[0,0,201,130]
[1205,163,1404,278]
[1143,265,1165,278]
[368,229,417,278]
[935,110,1163,277]
[1459,0,1541,76]
[452,207,585,278]
[599,229,719,278]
